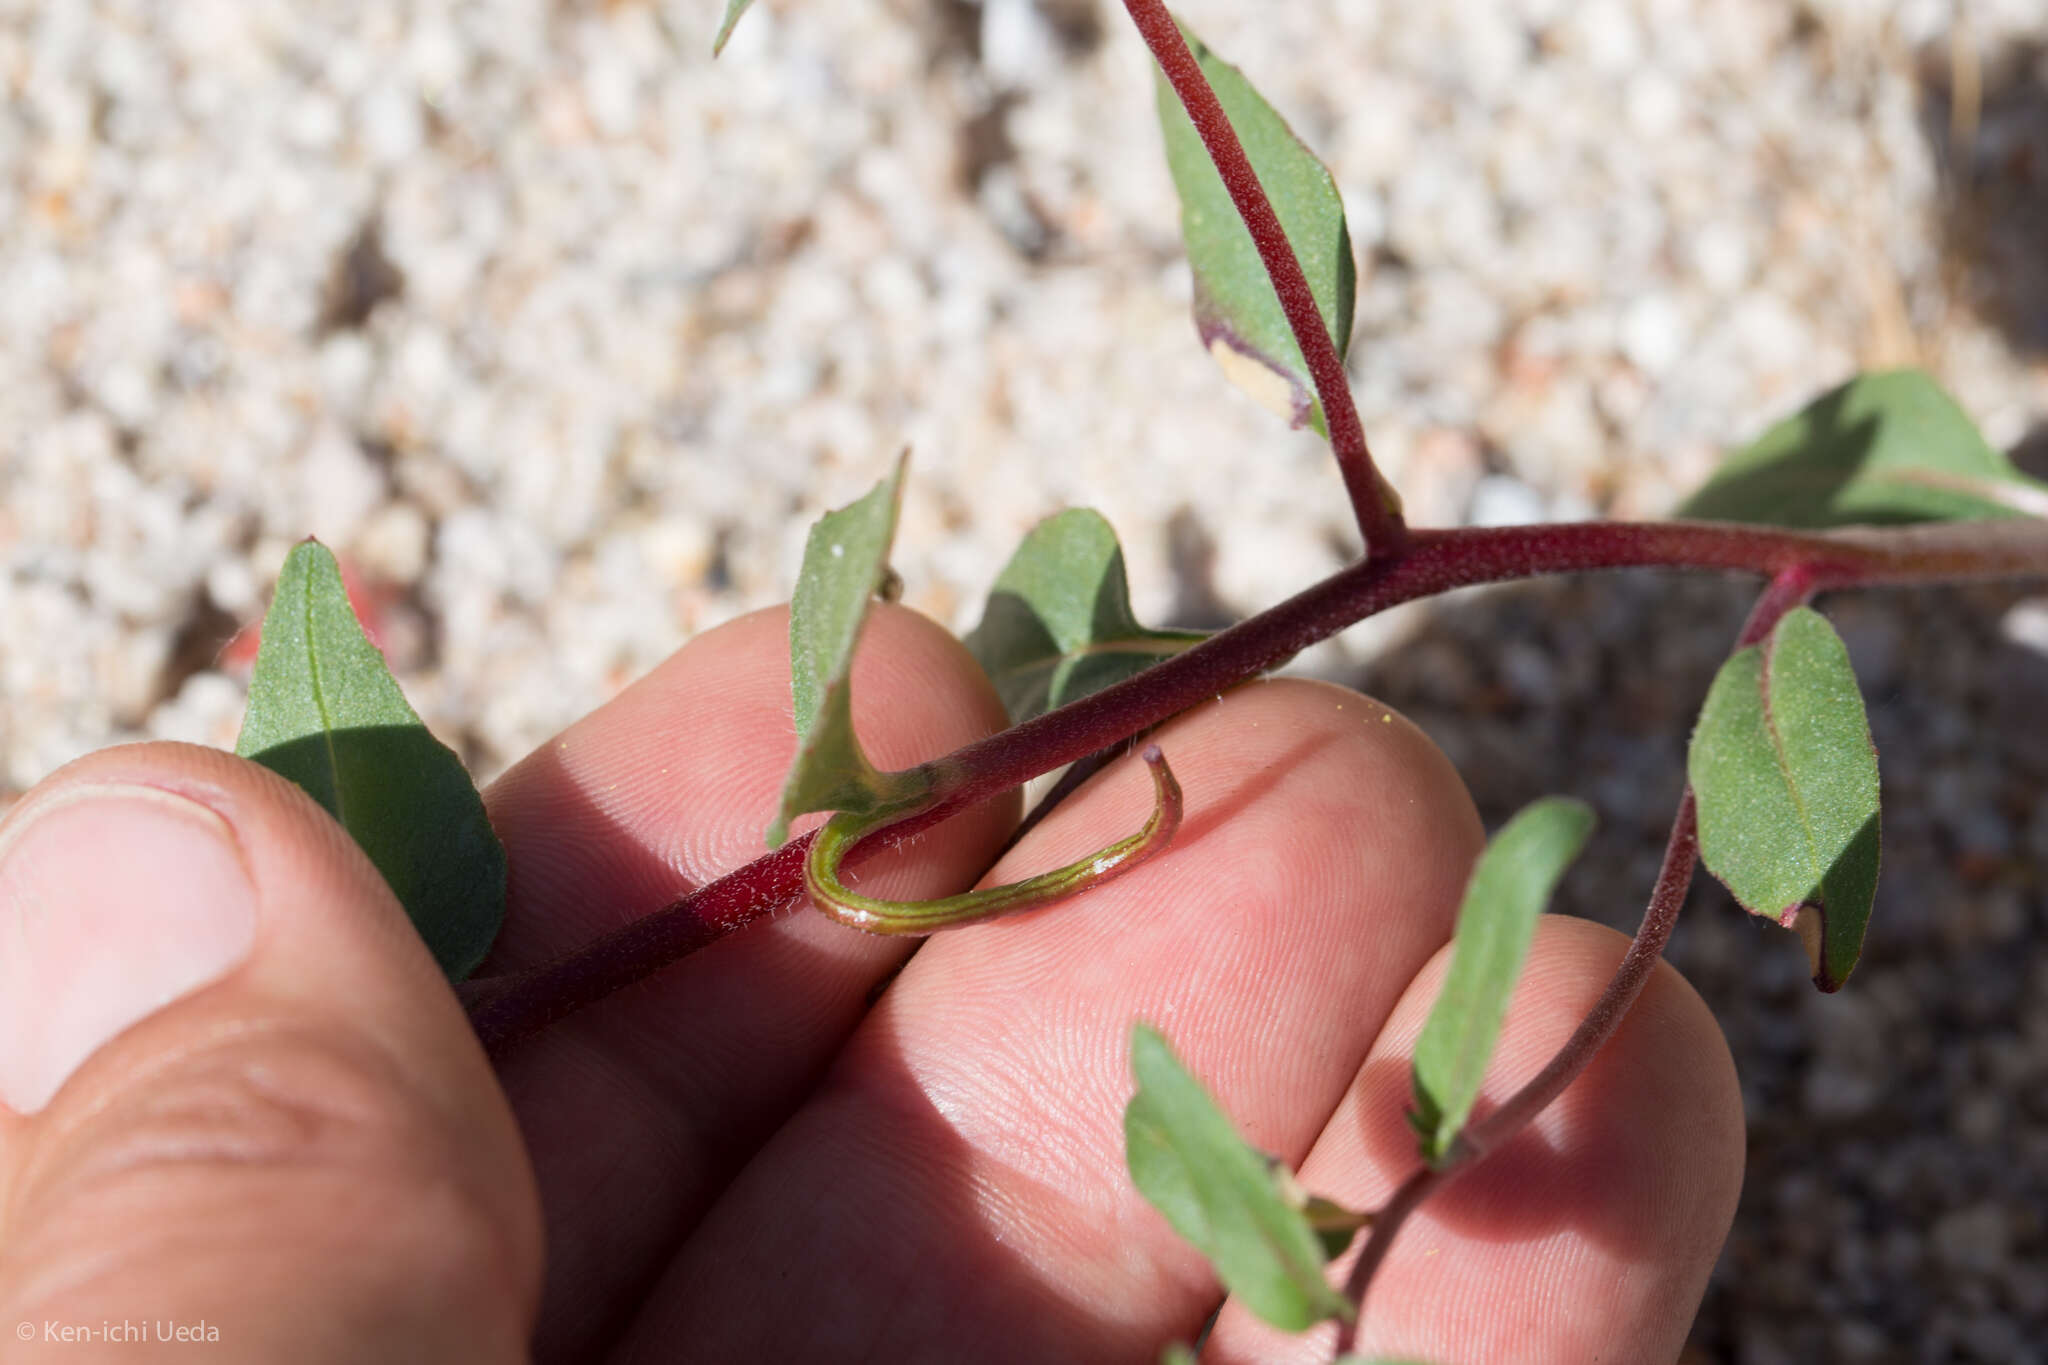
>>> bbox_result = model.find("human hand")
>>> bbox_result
[0,605,1742,1362]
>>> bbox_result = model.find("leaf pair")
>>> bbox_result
[771,460,1203,935]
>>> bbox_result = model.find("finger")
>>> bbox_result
[621,681,1485,1360]
[1208,916,1745,1364]
[0,743,540,1362]
[476,605,1016,1359]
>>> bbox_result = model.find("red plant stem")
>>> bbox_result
[460,836,815,1046]
[1736,562,1820,646]
[1333,790,1701,1353]
[461,516,2048,1052]
[914,518,2045,815]
[1120,0,1404,556]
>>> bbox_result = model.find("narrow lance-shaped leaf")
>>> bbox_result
[1125,1024,1355,1330]
[767,453,933,848]
[1678,368,2048,528]
[712,0,757,55]
[236,540,506,981]
[963,509,1209,724]
[1688,607,1881,992]
[1410,797,1595,1167]
[1155,20,1355,435]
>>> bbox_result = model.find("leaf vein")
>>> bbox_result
[301,560,345,829]
[1758,627,1820,909]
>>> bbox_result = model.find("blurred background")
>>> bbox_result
[3,0,2046,1358]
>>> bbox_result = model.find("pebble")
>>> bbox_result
[2002,597,2048,658]
[1932,1200,2011,1277]
[1620,294,1689,375]
[1466,474,1548,528]
[354,501,431,587]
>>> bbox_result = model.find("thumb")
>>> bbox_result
[0,743,541,1361]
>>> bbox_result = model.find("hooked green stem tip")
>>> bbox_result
[806,744,1184,934]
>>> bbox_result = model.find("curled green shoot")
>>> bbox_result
[806,744,1183,934]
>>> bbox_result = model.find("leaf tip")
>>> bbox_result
[1785,900,1849,992]
[711,0,754,56]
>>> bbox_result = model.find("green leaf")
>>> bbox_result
[1156,20,1355,435]
[767,454,933,848]
[963,509,1208,724]
[712,0,756,55]
[1410,798,1595,1166]
[1678,369,2048,527]
[1160,1346,1199,1365]
[235,541,506,980]
[1125,1024,1351,1331]
[1688,607,1881,992]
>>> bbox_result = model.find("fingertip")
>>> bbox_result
[0,741,541,1360]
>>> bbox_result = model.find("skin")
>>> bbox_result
[0,604,1743,1362]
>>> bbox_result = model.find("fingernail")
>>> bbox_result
[0,783,258,1114]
